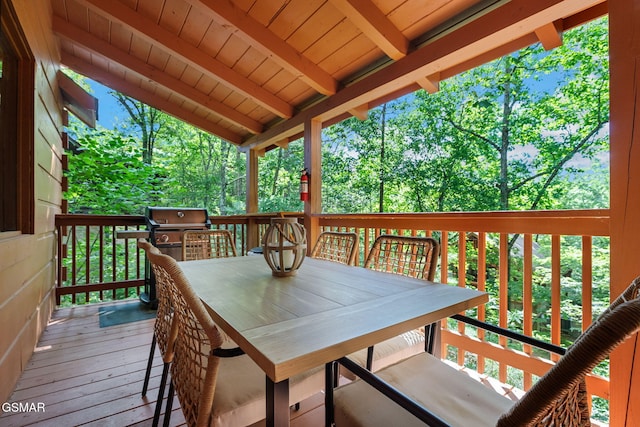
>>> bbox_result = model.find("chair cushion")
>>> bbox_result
[334,352,514,427]
[340,329,425,379]
[211,355,324,427]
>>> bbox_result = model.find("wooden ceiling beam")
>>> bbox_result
[186,0,338,96]
[417,73,440,94]
[79,0,293,119]
[328,0,409,60]
[60,53,243,144]
[535,21,563,50]
[349,104,369,120]
[53,17,263,135]
[274,139,290,149]
[242,0,606,150]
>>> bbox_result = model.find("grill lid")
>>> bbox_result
[145,207,211,229]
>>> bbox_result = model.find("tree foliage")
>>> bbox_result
[66,18,609,218]
[65,124,159,214]
[322,17,609,214]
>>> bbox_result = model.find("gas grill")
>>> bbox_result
[141,206,211,305]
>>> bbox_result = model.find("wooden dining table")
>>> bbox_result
[178,256,488,427]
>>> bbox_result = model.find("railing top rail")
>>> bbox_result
[317,209,610,237]
[55,212,306,228]
[55,214,145,227]
[55,209,610,237]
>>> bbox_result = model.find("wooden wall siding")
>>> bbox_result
[0,0,63,404]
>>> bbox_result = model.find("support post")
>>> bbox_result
[246,148,260,252]
[609,2,640,425]
[303,118,322,251]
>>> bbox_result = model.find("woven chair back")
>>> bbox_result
[147,249,224,427]
[138,239,177,362]
[364,234,440,281]
[182,229,237,261]
[497,276,640,426]
[310,231,359,265]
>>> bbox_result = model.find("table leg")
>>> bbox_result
[325,362,335,427]
[266,376,290,427]
[425,320,442,357]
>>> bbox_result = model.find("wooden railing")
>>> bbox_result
[55,209,611,421]
[54,212,301,305]
[317,209,611,422]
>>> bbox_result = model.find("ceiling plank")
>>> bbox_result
[60,52,243,144]
[328,0,409,60]
[186,0,338,96]
[242,0,606,150]
[53,16,263,134]
[535,21,563,50]
[77,0,294,118]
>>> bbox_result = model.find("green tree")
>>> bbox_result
[322,18,608,215]
[410,18,608,213]
[65,124,158,214]
[322,100,412,213]
[258,143,305,212]
[161,122,246,214]
[114,93,168,164]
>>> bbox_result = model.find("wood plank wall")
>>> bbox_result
[0,0,63,404]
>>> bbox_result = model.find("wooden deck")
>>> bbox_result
[0,300,324,427]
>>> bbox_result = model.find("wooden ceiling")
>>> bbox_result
[51,0,607,152]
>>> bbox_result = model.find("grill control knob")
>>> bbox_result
[177,211,185,218]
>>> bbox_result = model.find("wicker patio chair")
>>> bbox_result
[182,229,237,261]
[138,238,180,427]
[364,234,439,280]
[310,231,358,265]
[147,249,325,427]
[330,276,640,427]
[342,235,440,376]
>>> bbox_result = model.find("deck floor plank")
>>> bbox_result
[1,300,325,427]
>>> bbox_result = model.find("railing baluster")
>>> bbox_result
[71,225,77,305]
[99,225,104,301]
[53,211,610,412]
[440,231,449,285]
[477,232,487,376]
[498,232,508,384]
[111,225,117,286]
[551,234,562,359]
[457,231,466,366]
[582,235,593,331]
[523,233,534,390]
[84,226,90,303]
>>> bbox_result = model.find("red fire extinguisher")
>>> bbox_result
[300,169,309,201]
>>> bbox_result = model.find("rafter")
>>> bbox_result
[60,53,243,144]
[53,17,263,135]
[242,0,605,150]
[186,0,338,96]
[417,73,440,94]
[78,0,293,119]
[349,104,369,120]
[535,21,563,50]
[328,0,409,60]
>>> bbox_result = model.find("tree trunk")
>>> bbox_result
[379,103,387,212]
[499,57,513,210]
